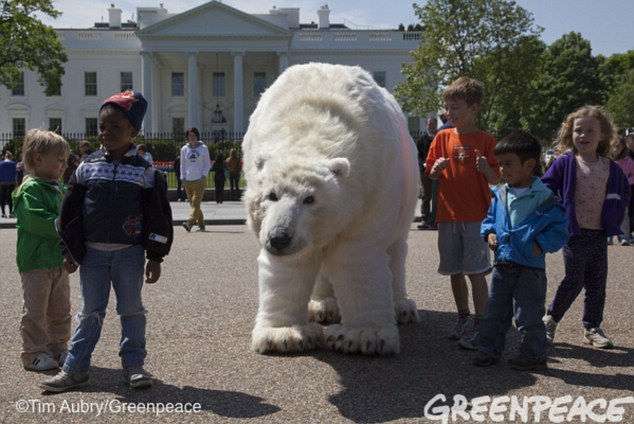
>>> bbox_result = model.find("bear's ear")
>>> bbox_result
[327,157,350,178]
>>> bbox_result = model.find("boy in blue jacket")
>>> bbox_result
[475,130,568,371]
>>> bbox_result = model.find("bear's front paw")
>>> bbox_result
[251,323,323,354]
[395,297,420,324]
[324,324,399,355]
[308,297,341,324]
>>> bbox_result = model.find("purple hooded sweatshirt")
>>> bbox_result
[541,152,630,238]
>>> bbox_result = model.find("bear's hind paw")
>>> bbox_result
[395,298,420,324]
[308,297,341,324]
[251,323,323,354]
[324,324,399,355]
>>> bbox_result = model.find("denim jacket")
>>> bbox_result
[481,182,569,269]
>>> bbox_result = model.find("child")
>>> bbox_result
[542,106,630,349]
[12,130,71,371]
[425,77,501,349]
[475,130,568,370]
[1,150,17,217]
[608,134,634,245]
[41,90,173,392]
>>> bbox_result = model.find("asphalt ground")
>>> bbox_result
[0,223,632,423]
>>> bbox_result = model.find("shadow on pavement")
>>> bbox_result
[42,366,280,419]
[312,309,533,423]
[544,343,634,391]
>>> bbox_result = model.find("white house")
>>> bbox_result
[1,1,422,140]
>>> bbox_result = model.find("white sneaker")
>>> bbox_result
[584,327,614,349]
[24,352,59,371]
[543,315,558,346]
[449,316,471,340]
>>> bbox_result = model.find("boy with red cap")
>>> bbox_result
[41,91,173,392]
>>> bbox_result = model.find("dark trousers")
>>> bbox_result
[214,178,225,203]
[479,262,547,359]
[229,172,240,200]
[547,229,608,329]
[176,178,185,201]
[0,184,14,215]
[419,166,437,223]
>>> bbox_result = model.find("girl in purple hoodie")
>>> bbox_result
[541,106,630,350]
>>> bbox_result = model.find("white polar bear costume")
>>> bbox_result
[243,63,419,355]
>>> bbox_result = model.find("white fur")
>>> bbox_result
[243,63,420,355]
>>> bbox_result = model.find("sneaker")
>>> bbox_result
[448,316,470,340]
[619,238,630,246]
[1,213,6,218]
[40,370,89,392]
[583,327,614,349]
[24,352,59,371]
[182,221,192,232]
[458,325,480,350]
[508,356,547,371]
[123,365,153,389]
[473,353,499,367]
[198,225,206,232]
[607,237,613,245]
[543,315,557,346]
[54,350,69,367]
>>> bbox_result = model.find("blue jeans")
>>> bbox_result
[478,262,547,360]
[63,245,147,373]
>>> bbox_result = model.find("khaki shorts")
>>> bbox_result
[437,221,491,275]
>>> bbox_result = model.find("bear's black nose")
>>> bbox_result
[270,233,291,250]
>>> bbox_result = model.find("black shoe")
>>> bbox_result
[508,356,547,371]
[182,222,192,232]
[473,353,499,367]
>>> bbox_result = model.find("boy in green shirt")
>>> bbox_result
[13,129,71,371]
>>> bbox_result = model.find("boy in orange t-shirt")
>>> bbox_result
[425,76,500,349]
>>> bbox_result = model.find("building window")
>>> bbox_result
[171,73,184,96]
[12,72,25,96]
[253,72,267,97]
[13,118,26,137]
[84,72,97,96]
[372,71,386,88]
[85,118,98,136]
[120,72,133,91]
[49,118,62,134]
[213,72,225,97]
[172,117,184,138]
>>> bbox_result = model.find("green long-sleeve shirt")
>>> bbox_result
[12,177,65,272]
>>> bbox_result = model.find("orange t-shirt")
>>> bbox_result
[425,129,499,222]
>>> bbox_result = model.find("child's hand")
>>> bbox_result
[63,253,78,274]
[533,242,543,256]
[145,260,161,284]
[431,157,450,177]
[474,149,490,173]
[487,233,498,251]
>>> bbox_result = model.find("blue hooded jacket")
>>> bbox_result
[481,181,569,269]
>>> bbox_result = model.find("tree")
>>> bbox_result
[605,69,634,131]
[597,50,634,101]
[525,32,605,141]
[395,0,542,135]
[0,0,67,95]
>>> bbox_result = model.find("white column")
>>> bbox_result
[277,52,288,76]
[232,52,244,134]
[141,51,153,135]
[187,51,199,129]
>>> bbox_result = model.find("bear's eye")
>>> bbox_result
[303,196,315,205]
[268,192,278,201]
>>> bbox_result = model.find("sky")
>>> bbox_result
[36,0,634,57]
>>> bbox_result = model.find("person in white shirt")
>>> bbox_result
[136,144,153,165]
[180,127,210,231]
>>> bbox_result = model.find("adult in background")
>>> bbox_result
[180,127,210,231]
[226,148,242,200]
[212,153,226,204]
[173,153,186,201]
[416,116,438,229]
[78,140,94,162]
[136,144,153,165]
[0,151,17,217]
[63,154,80,185]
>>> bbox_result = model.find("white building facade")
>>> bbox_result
[1,1,422,139]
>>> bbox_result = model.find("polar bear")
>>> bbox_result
[243,63,419,355]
